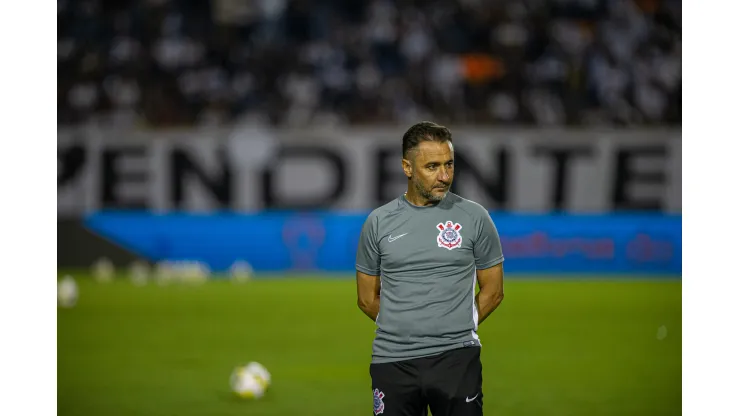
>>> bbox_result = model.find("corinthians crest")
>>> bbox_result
[373,388,385,415]
[437,221,463,250]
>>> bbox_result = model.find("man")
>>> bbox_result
[356,121,505,416]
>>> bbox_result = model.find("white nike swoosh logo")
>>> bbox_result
[465,393,479,403]
[387,233,408,242]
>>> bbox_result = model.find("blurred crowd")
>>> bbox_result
[58,0,682,129]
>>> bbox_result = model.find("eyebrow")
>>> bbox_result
[426,158,454,166]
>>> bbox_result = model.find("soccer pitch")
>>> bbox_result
[57,275,681,416]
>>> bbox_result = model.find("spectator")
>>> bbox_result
[57,0,682,128]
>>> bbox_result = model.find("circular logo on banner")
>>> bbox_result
[282,215,326,270]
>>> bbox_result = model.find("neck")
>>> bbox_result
[404,187,438,207]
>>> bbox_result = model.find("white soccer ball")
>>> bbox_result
[128,260,150,286]
[91,258,115,283]
[154,261,176,285]
[230,260,253,283]
[179,261,210,285]
[58,275,78,308]
[230,362,271,399]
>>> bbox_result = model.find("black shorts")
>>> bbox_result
[370,346,483,416]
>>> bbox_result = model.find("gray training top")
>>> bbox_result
[356,192,504,364]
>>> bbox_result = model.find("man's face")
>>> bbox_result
[404,140,455,202]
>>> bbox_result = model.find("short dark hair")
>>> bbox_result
[402,121,453,159]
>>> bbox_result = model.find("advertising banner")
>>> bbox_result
[59,127,681,214]
[84,212,681,275]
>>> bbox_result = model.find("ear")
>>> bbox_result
[402,157,413,179]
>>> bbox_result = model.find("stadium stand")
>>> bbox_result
[57,0,681,128]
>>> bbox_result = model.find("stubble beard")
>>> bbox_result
[413,173,447,203]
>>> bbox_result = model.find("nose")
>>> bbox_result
[438,167,450,182]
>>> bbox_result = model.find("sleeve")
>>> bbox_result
[356,213,381,275]
[473,209,505,270]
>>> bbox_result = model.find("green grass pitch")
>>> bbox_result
[57,274,681,416]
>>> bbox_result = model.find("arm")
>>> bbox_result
[356,271,381,321]
[355,213,382,321]
[471,204,505,325]
[475,263,504,325]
